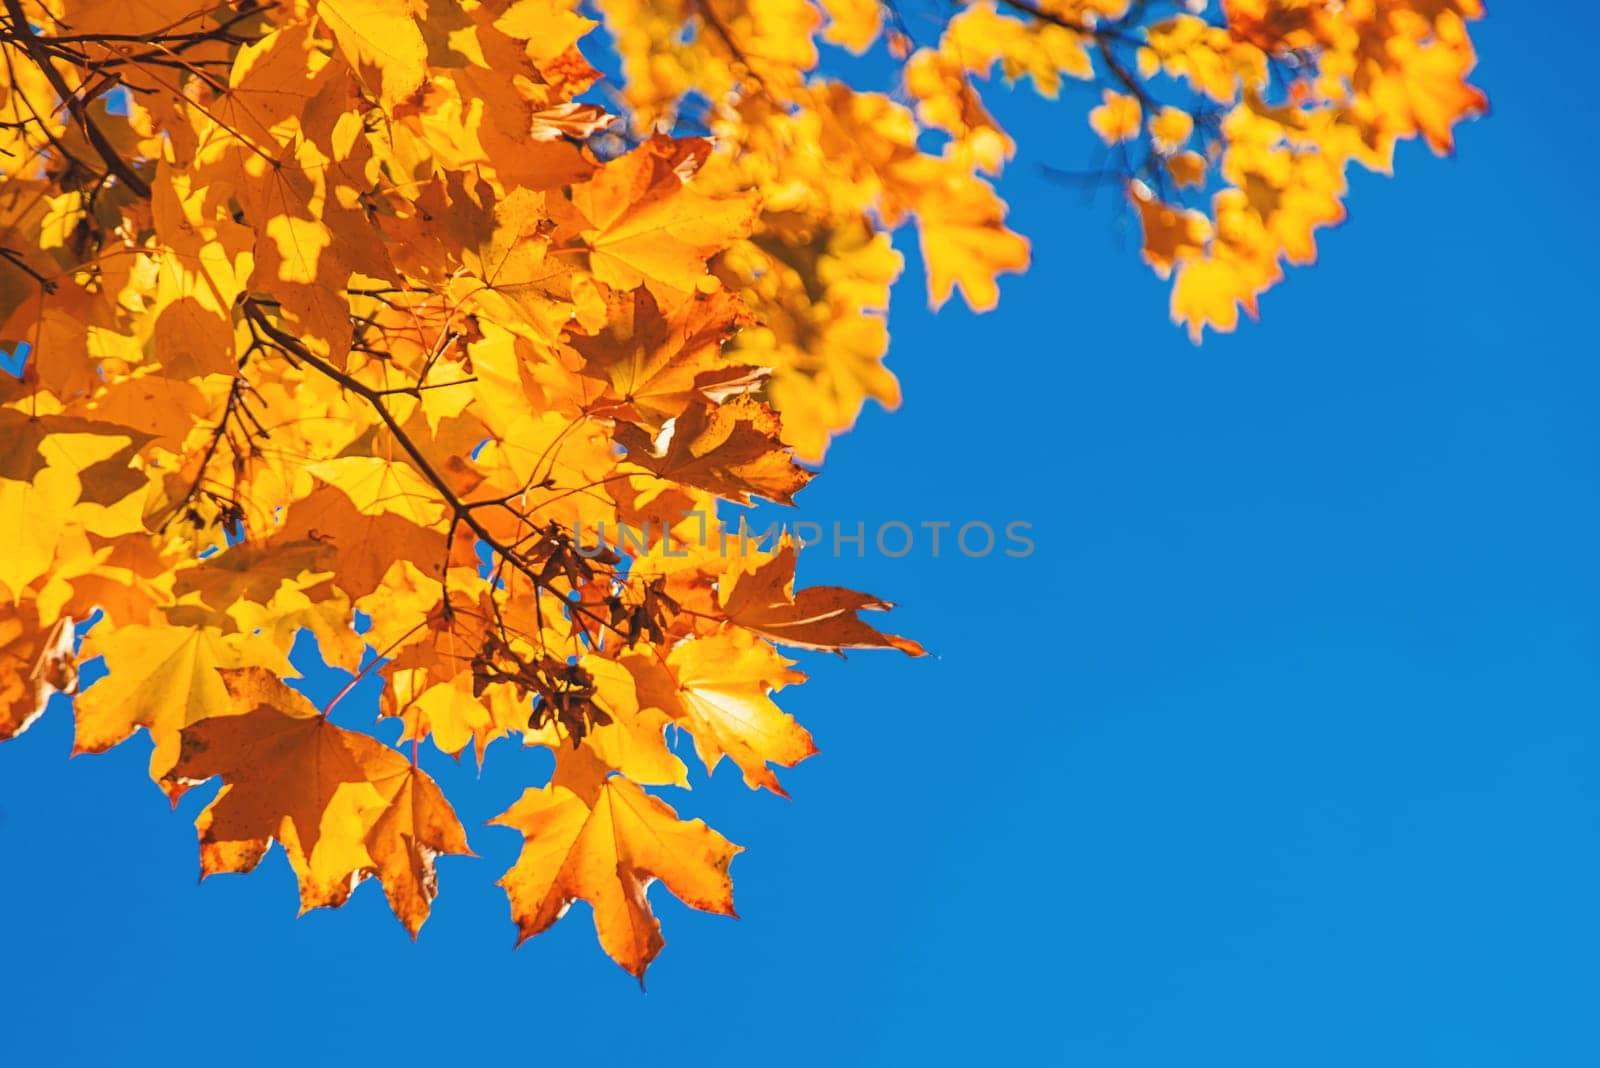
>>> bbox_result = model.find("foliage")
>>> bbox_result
[0,0,1483,977]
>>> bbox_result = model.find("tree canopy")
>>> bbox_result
[0,0,1484,978]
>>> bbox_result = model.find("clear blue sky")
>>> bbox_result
[3,7,1596,1065]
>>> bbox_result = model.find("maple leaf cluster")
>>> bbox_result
[591,0,1485,446]
[0,0,1483,977]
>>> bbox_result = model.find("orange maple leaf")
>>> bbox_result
[493,766,740,980]
[721,536,927,655]
[165,668,473,938]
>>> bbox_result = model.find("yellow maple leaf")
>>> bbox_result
[74,623,287,784]
[316,0,430,108]
[492,772,740,979]
[1089,89,1143,144]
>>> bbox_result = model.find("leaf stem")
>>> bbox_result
[321,618,428,719]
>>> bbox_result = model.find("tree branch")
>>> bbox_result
[1,0,151,198]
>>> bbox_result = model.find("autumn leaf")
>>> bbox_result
[388,673,524,763]
[615,397,814,505]
[1149,106,1194,153]
[73,623,286,785]
[720,536,926,655]
[1090,89,1143,144]
[271,485,452,601]
[493,771,740,979]
[165,668,472,937]
[903,161,1030,312]
[316,0,430,109]
[0,467,78,599]
[569,285,758,425]
[561,137,757,295]
[1130,180,1211,278]
[625,627,813,796]
[0,604,76,741]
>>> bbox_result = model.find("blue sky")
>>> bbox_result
[3,6,1597,1066]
